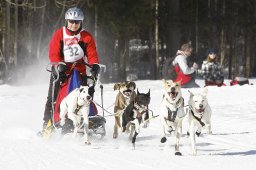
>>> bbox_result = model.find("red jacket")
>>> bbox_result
[49,27,99,75]
[173,65,191,85]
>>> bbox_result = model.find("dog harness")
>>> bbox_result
[164,96,184,122]
[190,108,205,127]
[132,103,147,119]
[73,89,90,115]
[167,107,178,122]
[74,103,83,115]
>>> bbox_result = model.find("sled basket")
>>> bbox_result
[89,115,106,129]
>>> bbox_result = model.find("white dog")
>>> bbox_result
[160,79,185,155]
[59,86,92,144]
[188,88,212,155]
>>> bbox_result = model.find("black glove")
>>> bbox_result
[88,86,95,97]
[53,63,68,81]
[90,64,100,80]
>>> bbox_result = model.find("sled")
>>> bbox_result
[230,77,250,86]
[50,62,107,139]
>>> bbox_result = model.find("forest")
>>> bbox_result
[0,0,256,83]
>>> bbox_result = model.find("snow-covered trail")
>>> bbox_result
[0,80,256,170]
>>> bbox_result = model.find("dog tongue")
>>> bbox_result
[125,92,131,96]
[197,109,204,113]
[168,92,176,99]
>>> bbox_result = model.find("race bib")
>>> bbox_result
[63,27,84,62]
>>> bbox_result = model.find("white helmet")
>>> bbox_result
[65,7,84,21]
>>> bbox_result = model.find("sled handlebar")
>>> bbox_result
[47,61,106,73]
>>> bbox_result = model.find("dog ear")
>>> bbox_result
[129,81,136,90]
[202,87,208,96]
[188,90,194,98]
[79,87,84,93]
[114,83,120,91]
[162,79,167,84]
[162,79,168,88]
[137,89,140,95]
[176,80,182,86]
[146,89,150,97]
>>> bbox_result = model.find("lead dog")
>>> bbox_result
[113,81,136,139]
[188,88,212,155]
[160,79,185,155]
[59,86,92,144]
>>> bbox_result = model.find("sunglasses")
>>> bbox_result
[68,20,81,24]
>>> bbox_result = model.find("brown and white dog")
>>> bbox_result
[188,88,212,155]
[113,81,136,139]
[59,86,92,144]
[160,79,185,156]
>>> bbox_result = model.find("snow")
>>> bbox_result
[0,78,256,170]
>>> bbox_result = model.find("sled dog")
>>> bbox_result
[113,81,136,139]
[59,86,92,144]
[160,79,185,155]
[122,89,150,147]
[188,88,212,155]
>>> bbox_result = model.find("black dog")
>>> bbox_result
[122,89,150,147]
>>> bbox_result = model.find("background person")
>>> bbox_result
[198,48,224,87]
[172,42,199,88]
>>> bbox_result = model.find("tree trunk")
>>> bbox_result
[154,0,159,79]
[14,0,18,66]
[245,29,251,77]
[37,5,46,60]
[220,0,226,67]
[5,2,10,69]
[94,5,98,44]
[195,0,198,54]
[118,38,127,81]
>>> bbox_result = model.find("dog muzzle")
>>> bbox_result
[81,96,92,105]
[168,91,178,100]
[123,89,132,96]
[195,108,204,113]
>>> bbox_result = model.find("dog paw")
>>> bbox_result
[175,152,182,156]
[60,119,65,126]
[84,141,91,145]
[160,137,167,143]
[113,133,118,139]
[196,131,201,137]
[187,131,190,136]
[143,122,149,128]
[207,130,212,134]
[191,151,197,156]
[122,127,126,133]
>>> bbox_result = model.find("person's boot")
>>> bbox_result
[37,120,53,139]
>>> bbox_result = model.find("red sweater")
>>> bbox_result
[48,27,99,74]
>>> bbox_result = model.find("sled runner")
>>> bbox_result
[44,62,106,139]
